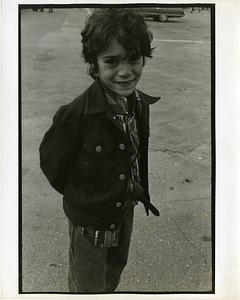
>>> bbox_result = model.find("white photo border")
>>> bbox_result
[1,0,240,299]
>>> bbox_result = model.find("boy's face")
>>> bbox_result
[97,39,144,97]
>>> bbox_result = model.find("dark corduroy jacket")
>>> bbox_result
[39,80,160,230]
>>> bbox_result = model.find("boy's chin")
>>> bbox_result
[114,87,135,97]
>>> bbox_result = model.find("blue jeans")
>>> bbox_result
[68,207,134,293]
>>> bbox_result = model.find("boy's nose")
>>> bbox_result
[117,62,132,77]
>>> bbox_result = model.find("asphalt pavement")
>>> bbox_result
[21,7,212,293]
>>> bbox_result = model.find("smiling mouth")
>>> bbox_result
[116,80,135,87]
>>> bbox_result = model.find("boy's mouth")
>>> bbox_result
[115,80,135,87]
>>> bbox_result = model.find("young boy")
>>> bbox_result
[40,8,160,293]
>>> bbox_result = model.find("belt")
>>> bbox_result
[75,224,121,248]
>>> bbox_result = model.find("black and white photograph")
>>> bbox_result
[20,3,214,294]
[2,0,240,299]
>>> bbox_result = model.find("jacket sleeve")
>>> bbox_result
[39,105,77,194]
[138,104,160,217]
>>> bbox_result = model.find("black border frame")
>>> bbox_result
[19,3,215,295]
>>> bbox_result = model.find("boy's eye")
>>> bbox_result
[103,55,142,67]
[128,55,142,64]
[104,59,119,67]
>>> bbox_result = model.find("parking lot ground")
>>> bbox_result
[21,8,212,292]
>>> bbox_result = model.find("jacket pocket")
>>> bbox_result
[81,140,117,183]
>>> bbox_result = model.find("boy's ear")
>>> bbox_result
[88,63,98,79]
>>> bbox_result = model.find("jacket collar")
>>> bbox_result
[137,90,161,105]
[84,79,161,115]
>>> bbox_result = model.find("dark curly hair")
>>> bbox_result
[81,8,154,78]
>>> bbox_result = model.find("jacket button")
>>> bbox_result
[119,143,125,150]
[119,174,126,181]
[96,145,102,153]
[116,202,122,208]
[110,224,115,230]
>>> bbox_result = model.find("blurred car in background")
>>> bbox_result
[136,7,185,22]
